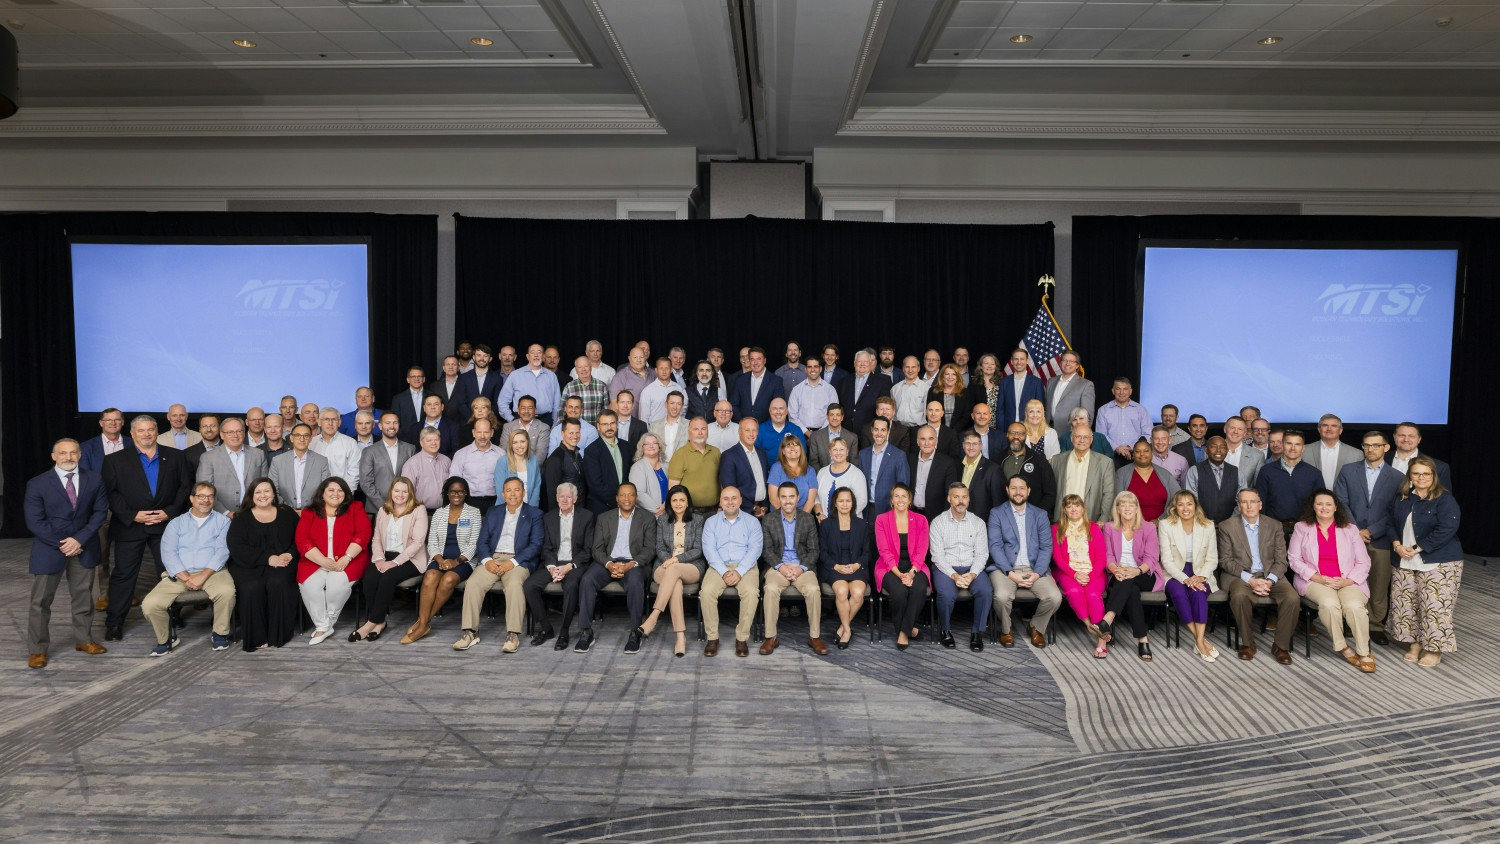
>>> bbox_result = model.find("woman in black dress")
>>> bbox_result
[818,486,872,649]
[226,477,301,651]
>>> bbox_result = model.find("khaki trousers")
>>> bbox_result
[700,566,760,642]
[463,564,529,633]
[763,568,821,639]
[142,569,236,644]
[1305,581,1370,656]
[989,570,1062,633]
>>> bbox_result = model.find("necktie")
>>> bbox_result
[65,472,77,508]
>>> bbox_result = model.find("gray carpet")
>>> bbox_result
[1,539,1497,842]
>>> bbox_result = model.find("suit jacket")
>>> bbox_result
[409,418,459,458]
[719,442,773,509]
[476,503,545,570]
[860,418,910,454]
[1171,440,1201,469]
[1216,516,1289,585]
[160,429,203,451]
[1308,440,1362,487]
[1044,375,1094,434]
[582,438,629,514]
[453,368,504,417]
[906,452,958,515]
[268,450,331,510]
[807,427,858,472]
[1226,445,1265,489]
[371,506,430,569]
[390,389,432,445]
[684,381,722,421]
[618,417,648,451]
[359,439,417,514]
[102,444,192,540]
[1334,461,1406,548]
[1051,522,1106,588]
[24,467,109,574]
[1102,522,1164,589]
[196,445,268,513]
[80,434,120,474]
[959,456,1004,522]
[181,441,208,477]
[646,417,691,462]
[838,372,893,434]
[823,365,852,393]
[590,507,658,566]
[1115,464,1182,501]
[966,427,1004,462]
[873,509,930,588]
[655,512,707,575]
[760,510,820,570]
[1156,518,1220,592]
[1048,450,1115,523]
[729,372,786,423]
[908,424,961,463]
[985,503,1053,575]
[541,445,588,513]
[998,373,1046,428]
[541,507,596,568]
[1286,521,1370,597]
[858,444,910,521]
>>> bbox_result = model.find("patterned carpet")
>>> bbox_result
[1,538,1497,842]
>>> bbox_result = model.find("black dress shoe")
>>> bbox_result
[970,633,984,652]
[1371,631,1390,647]
[531,628,555,647]
[105,626,123,642]
[574,629,595,653]
[553,631,570,651]
[624,630,642,654]
[939,630,956,649]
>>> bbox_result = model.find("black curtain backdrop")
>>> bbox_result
[454,215,1055,372]
[0,211,436,537]
[1072,214,1500,553]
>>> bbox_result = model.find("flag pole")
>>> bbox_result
[1036,274,1081,376]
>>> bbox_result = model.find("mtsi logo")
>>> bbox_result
[1315,283,1428,317]
[237,279,344,310]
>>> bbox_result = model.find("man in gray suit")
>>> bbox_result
[359,413,416,518]
[806,404,858,472]
[1043,350,1094,437]
[1049,427,1114,522]
[1335,430,1406,646]
[196,418,266,514]
[1309,413,1361,490]
[759,482,825,655]
[1221,416,1265,489]
[268,423,330,510]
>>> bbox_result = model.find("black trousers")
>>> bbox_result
[107,532,164,628]
[362,559,423,624]
[229,563,300,651]
[577,564,646,631]
[1105,571,1155,639]
[469,496,496,516]
[881,570,930,635]
[522,564,585,633]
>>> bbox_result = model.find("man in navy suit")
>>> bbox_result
[391,364,432,446]
[837,348,893,435]
[858,417,909,521]
[1336,430,1408,646]
[79,407,126,611]
[582,410,629,514]
[999,348,1046,428]
[452,344,505,421]
[24,438,110,667]
[719,418,772,516]
[453,477,544,654]
[101,415,192,641]
[338,386,385,437]
[729,346,785,423]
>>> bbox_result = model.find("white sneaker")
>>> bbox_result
[452,631,480,651]
[309,628,333,645]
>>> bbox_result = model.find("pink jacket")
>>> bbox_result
[1286,521,1370,598]
[874,509,930,591]
[372,506,431,573]
[1101,522,1165,591]
[1051,522,1107,589]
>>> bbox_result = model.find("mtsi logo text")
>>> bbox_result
[237,279,344,310]
[1315,283,1429,317]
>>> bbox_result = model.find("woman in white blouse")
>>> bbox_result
[815,438,867,520]
[1157,490,1220,662]
[351,477,429,642]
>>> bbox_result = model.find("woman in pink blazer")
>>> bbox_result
[351,477,430,642]
[1052,494,1111,657]
[1100,490,1161,661]
[874,482,930,650]
[1287,489,1374,673]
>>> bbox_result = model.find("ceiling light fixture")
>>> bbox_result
[232,38,256,48]
[6,20,23,29]
[1010,34,1033,44]
[1435,17,1453,27]
[1257,36,1282,45]
[470,37,493,46]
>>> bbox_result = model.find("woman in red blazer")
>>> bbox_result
[1052,494,1111,657]
[295,477,371,645]
[874,482,930,650]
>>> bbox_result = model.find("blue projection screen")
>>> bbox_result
[1140,245,1458,424]
[72,241,370,411]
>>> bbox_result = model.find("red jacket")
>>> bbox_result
[295,508,372,583]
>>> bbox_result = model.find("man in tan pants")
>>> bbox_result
[143,483,236,656]
[699,486,761,657]
[453,478,543,654]
[759,483,827,655]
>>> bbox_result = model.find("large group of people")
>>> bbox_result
[23,340,1463,676]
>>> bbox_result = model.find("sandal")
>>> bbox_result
[1094,644,1108,659]
[1341,648,1361,666]
[1404,643,1421,663]
[1417,651,1441,668]
[1137,642,1153,662]
[1358,654,1377,673]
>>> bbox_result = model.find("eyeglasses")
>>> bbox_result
[1361,443,1386,449]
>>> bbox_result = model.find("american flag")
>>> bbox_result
[1002,304,1070,381]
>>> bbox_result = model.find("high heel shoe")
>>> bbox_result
[837,628,852,650]
[673,630,686,658]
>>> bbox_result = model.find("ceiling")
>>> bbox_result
[3,0,1499,155]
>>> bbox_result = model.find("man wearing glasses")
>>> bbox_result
[269,424,331,510]
[1335,431,1406,646]
[141,483,237,655]
[392,364,430,444]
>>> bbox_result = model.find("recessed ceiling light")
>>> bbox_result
[1257,35,1282,45]
[232,38,256,48]
[1010,34,1033,44]
[1435,17,1453,27]
[470,37,493,46]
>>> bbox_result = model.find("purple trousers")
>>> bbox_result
[1164,563,1210,624]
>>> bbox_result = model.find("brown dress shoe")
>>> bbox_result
[999,632,1015,648]
[808,637,829,655]
[734,640,750,657]
[94,597,109,612]
[704,639,720,657]
[1273,647,1293,665]
[1237,644,1257,661]
[759,637,779,655]
[75,642,107,655]
[28,653,47,669]
[1027,625,1047,648]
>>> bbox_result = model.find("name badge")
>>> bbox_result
[458,519,472,527]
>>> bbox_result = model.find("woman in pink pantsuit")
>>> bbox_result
[1052,493,1110,657]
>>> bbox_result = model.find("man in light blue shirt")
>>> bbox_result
[1095,378,1152,463]
[1216,488,1297,663]
[699,486,763,657]
[498,344,564,424]
[142,483,236,655]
